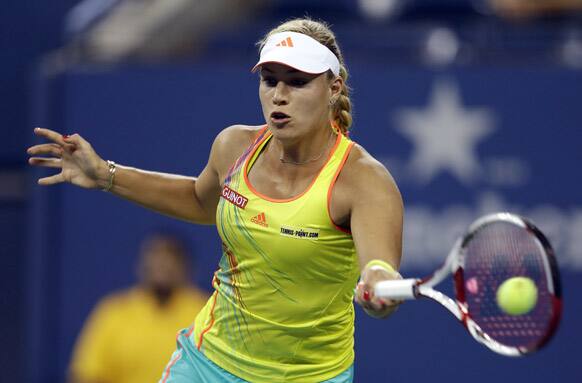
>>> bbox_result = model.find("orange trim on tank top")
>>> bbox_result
[243,130,342,203]
[197,290,219,350]
[327,142,354,234]
[161,351,182,383]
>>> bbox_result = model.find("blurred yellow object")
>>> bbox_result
[69,287,207,383]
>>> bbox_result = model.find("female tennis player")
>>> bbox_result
[28,18,404,383]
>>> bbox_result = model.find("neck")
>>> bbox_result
[273,126,336,166]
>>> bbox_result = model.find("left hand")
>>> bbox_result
[355,265,403,319]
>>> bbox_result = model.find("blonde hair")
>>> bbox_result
[258,18,353,135]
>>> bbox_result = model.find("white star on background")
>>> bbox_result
[394,79,496,185]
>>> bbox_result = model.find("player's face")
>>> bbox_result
[259,63,333,140]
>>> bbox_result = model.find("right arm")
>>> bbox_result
[97,163,218,224]
[27,126,254,224]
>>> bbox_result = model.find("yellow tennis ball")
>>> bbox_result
[496,277,538,316]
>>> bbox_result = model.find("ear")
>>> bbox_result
[329,75,343,101]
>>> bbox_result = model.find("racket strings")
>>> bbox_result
[460,222,554,348]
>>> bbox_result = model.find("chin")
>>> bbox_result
[269,120,303,134]
[267,122,288,134]
[270,127,303,145]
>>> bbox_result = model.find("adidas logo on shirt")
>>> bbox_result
[251,212,268,227]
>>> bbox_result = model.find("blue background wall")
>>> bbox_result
[2,1,581,382]
[1,1,80,381]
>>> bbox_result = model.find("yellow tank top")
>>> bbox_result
[192,127,359,382]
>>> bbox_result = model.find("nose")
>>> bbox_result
[272,81,288,105]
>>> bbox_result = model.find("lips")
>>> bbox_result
[271,111,290,119]
[270,111,291,125]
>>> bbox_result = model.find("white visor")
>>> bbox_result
[252,31,340,76]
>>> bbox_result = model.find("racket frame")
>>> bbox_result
[374,212,562,357]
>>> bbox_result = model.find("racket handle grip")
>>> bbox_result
[375,279,418,300]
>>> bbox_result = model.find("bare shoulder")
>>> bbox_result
[213,124,264,152]
[340,143,401,198]
[210,124,265,179]
[331,142,402,228]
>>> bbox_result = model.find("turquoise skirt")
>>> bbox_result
[159,327,354,383]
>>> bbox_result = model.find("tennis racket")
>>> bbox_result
[375,212,562,356]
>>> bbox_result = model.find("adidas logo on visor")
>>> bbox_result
[276,37,294,47]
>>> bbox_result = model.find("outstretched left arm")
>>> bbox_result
[345,147,404,318]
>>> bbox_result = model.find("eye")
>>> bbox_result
[262,77,277,87]
[290,78,308,87]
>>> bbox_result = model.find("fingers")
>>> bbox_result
[62,133,88,155]
[355,282,389,311]
[28,157,62,168]
[357,264,403,307]
[363,288,371,302]
[355,280,402,314]
[27,143,63,157]
[32,128,79,152]
[38,173,65,186]
[62,133,83,146]
[33,127,68,146]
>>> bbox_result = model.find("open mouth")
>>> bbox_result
[270,111,291,123]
